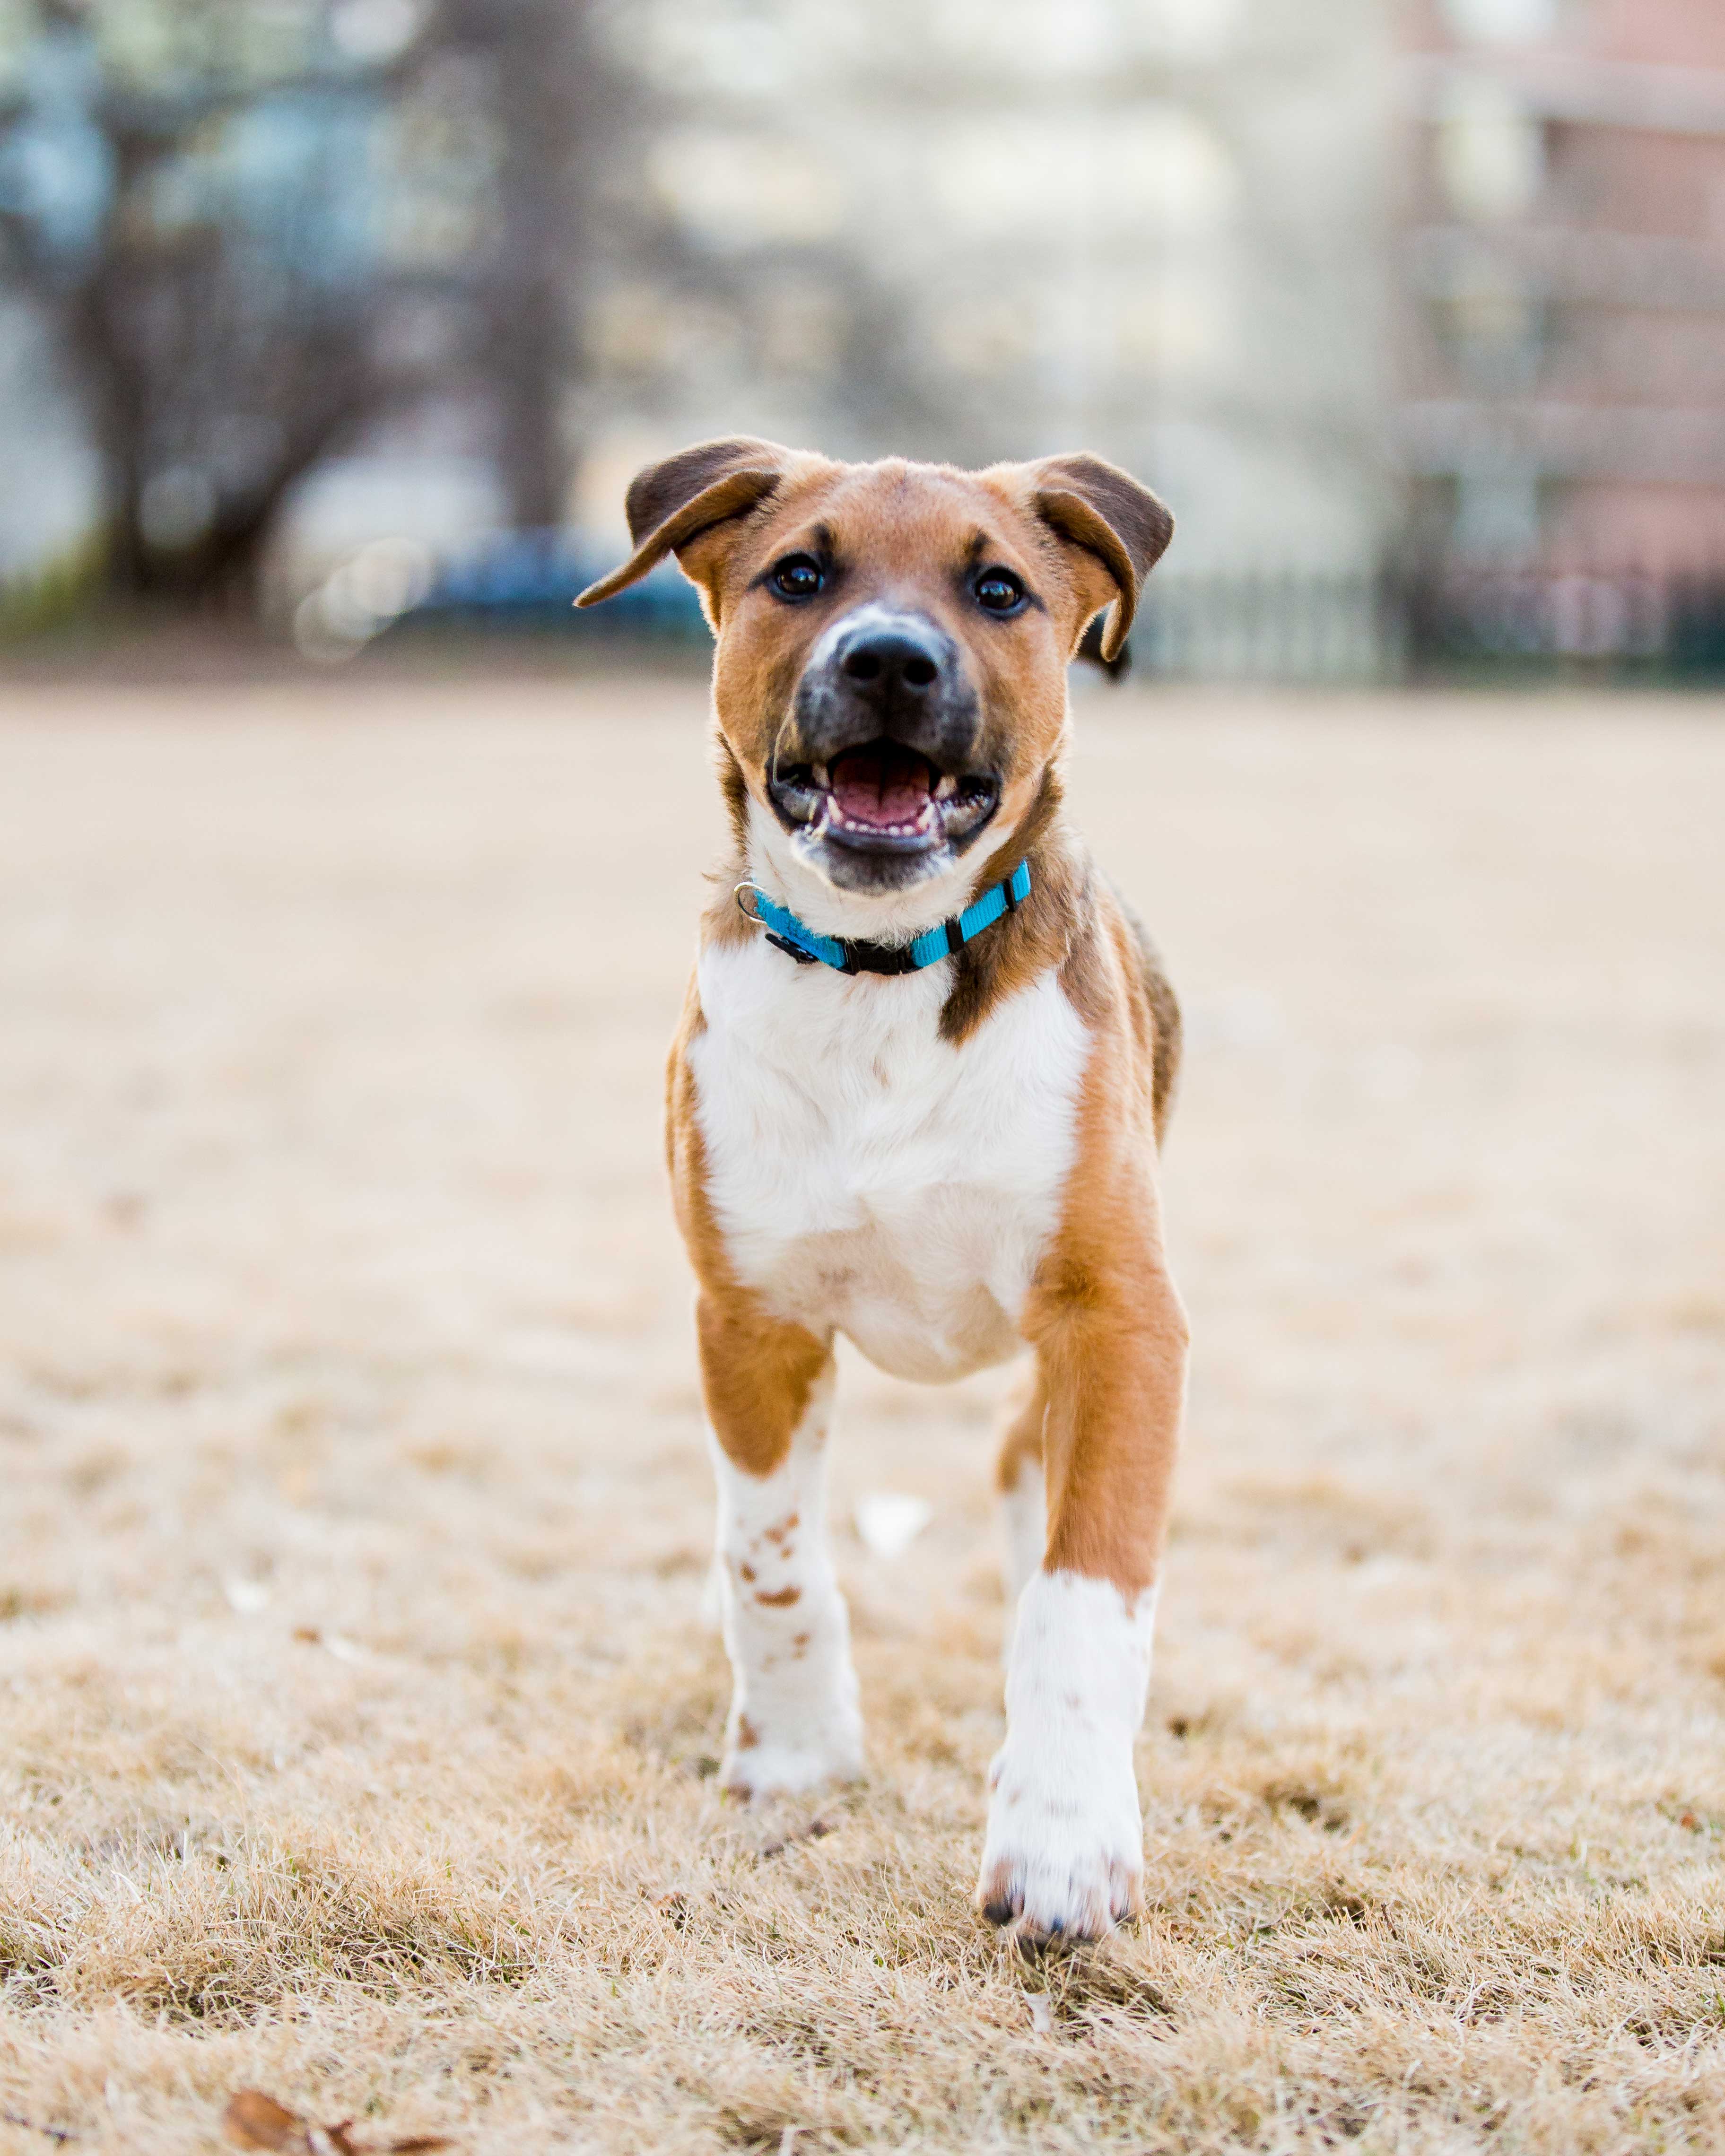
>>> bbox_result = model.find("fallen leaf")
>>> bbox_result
[1025,1992,1054,2034]
[225,2092,331,2154]
[224,2091,448,2156]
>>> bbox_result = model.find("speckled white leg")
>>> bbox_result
[710,1363,863,1799]
[978,1570,1157,1940]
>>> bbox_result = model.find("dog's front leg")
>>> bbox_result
[978,1240,1188,1944]
[697,1291,864,1801]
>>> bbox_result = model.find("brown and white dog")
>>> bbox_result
[578,438,1188,1944]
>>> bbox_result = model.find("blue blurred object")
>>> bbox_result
[0,24,115,271]
[399,528,709,642]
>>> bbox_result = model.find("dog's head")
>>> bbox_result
[578,441,1171,906]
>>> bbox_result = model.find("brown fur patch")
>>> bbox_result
[668,981,831,1478]
[1021,927,1189,1595]
[934,776,1071,1047]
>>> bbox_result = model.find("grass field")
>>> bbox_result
[2,673,1724,2155]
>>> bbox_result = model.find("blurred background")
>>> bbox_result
[2,14,1724,2140]
[1,0,1722,682]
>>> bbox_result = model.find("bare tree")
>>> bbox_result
[460,0,601,529]
[0,0,614,610]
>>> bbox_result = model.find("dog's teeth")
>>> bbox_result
[812,763,830,788]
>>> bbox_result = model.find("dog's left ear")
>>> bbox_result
[575,436,793,610]
[1029,453,1173,665]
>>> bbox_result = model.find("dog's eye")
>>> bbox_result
[975,569,1025,614]
[769,555,824,600]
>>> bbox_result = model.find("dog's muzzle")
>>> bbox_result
[768,607,1001,885]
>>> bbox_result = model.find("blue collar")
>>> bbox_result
[737,860,1032,976]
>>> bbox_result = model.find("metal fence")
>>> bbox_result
[1133,574,1393,684]
[8,523,1725,685]
[1133,567,1725,684]
[392,539,1725,686]
[1401,568,1725,682]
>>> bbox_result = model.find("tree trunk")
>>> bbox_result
[489,0,590,530]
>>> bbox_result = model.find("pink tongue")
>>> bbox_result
[831,749,931,827]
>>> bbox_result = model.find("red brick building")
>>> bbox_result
[1399,0,1725,578]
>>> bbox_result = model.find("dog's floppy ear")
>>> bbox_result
[575,436,792,609]
[1030,453,1173,665]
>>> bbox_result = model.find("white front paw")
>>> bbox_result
[977,1569,1158,1941]
[976,1739,1144,1941]
[719,1712,864,1803]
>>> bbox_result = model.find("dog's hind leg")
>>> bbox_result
[697,1293,863,1801]
[995,1366,1048,1626]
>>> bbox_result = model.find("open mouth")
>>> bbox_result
[769,739,1000,856]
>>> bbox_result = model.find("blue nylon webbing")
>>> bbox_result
[747,859,1030,974]
[750,888,849,967]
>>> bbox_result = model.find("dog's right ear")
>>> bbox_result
[1029,452,1173,665]
[575,437,792,610]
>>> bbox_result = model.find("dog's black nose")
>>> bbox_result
[792,605,978,776]
[838,624,943,695]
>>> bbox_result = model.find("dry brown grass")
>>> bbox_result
[1,673,1723,2154]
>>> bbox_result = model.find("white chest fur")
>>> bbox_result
[688,937,1090,1382]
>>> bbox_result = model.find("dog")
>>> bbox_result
[578,439,1188,1944]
